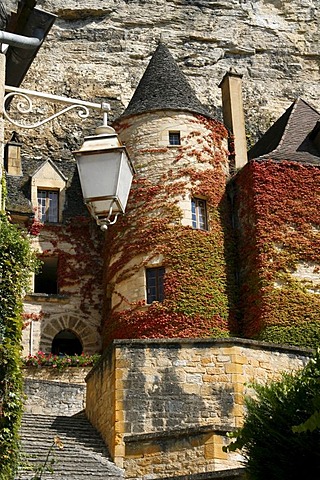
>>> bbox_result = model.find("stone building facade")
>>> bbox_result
[2,2,320,478]
[5,151,104,356]
[86,338,311,478]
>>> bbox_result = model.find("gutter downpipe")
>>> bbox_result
[0,30,43,50]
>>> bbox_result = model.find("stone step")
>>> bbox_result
[18,412,124,480]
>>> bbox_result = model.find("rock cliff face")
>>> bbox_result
[5,0,320,158]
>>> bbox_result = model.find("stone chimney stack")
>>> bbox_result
[4,132,22,176]
[219,69,248,169]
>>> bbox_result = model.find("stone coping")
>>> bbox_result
[23,366,91,384]
[86,336,312,381]
[24,293,70,303]
[124,423,236,444]
[112,337,312,354]
[24,378,85,389]
[160,467,247,480]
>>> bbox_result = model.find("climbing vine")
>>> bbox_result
[103,114,236,345]
[234,160,320,346]
[0,212,38,479]
[28,216,104,317]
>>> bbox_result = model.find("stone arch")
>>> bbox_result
[52,329,83,355]
[40,314,101,355]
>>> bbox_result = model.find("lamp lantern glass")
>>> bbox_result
[74,130,134,230]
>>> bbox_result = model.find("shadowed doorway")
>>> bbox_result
[51,329,83,355]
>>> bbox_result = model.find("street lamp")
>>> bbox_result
[3,85,134,230]
[74,120,135,231]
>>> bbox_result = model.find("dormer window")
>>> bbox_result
[169,131,181,146]
[37,189,59,223]
[31,160,67,224]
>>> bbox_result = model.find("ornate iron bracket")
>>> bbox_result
[4,85,110,129]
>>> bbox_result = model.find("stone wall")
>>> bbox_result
[85,338,311,478]
[23,366,90,416]
[21,221,104,356]
[6,1,320,158]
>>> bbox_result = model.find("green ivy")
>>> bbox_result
[0,212,39,479]
[258,323,320,349]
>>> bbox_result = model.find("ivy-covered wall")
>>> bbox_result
[22,216,104,355]
[234,160,320,347]
[103,111,236,346]
[0,214,38,479]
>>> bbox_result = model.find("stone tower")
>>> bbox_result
[103,44,235,345]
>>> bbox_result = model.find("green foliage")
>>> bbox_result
[225,351,320,479]
[258,322,320,349]
[0,213,39,479]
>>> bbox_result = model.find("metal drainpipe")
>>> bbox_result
[0,30,42,49]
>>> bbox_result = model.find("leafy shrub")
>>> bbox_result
[225,350,320,480]
[0,214,39,479]
[258,323,320,349]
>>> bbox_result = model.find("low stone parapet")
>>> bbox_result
[85,338,311,478]
[23,366,91,416]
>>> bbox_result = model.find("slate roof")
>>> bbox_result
[248,98,320,165]
[6,157,88,221]
[120,43,210,119]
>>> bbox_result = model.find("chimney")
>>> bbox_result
[219,69,248,169]
[4,131,22,176]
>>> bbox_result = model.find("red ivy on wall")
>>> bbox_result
[103,115,236,345]
[30,216,104,316]
[235,160,320,339]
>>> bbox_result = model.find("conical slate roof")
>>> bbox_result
[120,43,210,118]
[249,98,320,165]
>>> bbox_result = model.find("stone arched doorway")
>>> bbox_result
[40,314,101,355]
[51,329,83,355]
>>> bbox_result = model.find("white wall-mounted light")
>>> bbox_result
[74,123,135,231]
[4,85,135,231]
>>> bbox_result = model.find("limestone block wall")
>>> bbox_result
[23,367,90,416]
[85,347,116,460]
[85,338,310,479]
[21,222,104,356]
[10,0,320,165]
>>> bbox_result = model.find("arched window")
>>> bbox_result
[51,329,83,356]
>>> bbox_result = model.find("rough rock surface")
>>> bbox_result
[5,0,320,158]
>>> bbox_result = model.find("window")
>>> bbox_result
[169,131,181,146]
[191,198,208,230]
[52,330,83,355]
[37,189,59,223]
[146,267,165,304]
[34,257,58,294]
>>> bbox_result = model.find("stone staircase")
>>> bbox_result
[17,412,124,479]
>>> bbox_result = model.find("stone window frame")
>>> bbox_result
[168,131,181,146]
